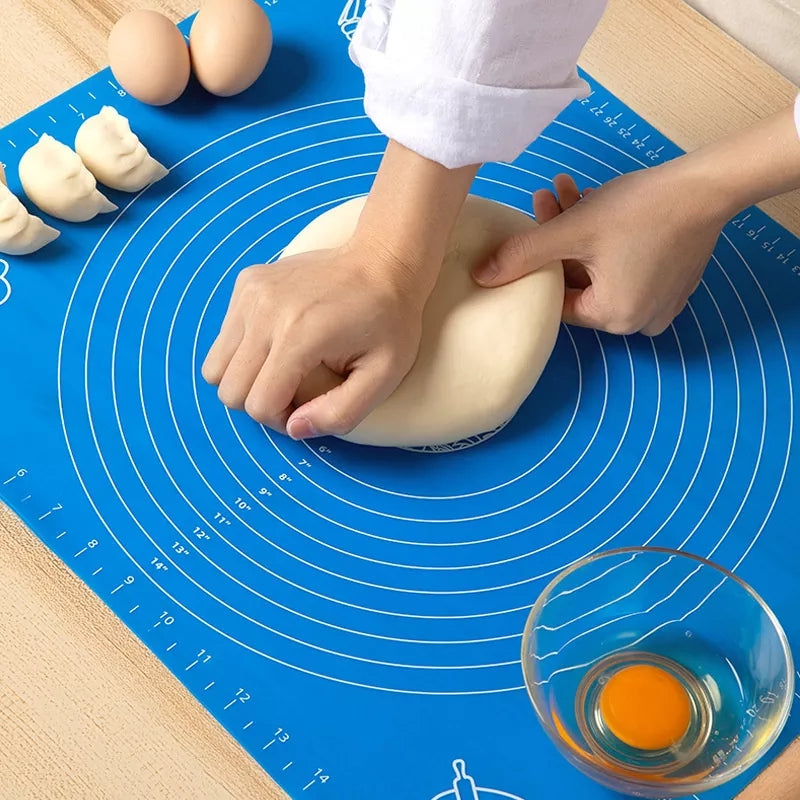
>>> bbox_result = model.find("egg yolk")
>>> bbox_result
[599,664,691,751]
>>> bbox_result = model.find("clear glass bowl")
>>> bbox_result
[521,547,794,798]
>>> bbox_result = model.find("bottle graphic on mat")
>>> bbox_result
[429,758,526,800]
[338,0,364,39]
[452,759,479,800]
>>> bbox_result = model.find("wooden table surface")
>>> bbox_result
[1,1,799,798]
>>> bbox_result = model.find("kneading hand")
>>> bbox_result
[202,242,426,440]
[203,138,480,441]
[473,166,728,336]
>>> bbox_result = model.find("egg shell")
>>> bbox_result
[108,10,191,106]
[190,0,273,97]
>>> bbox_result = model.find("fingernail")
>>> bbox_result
[474,259,498,285]
[287,417,318,441]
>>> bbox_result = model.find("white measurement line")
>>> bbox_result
[88,91,96,99]
[28,128,38,137]
[21,495,31,502]
[129,604,139,613]
[48,116,57,124]
[69,104,79,113]
[8,140,16,148]
[282,762,293,771]
[107,80,118,90]
[38,510,52,520]
[153,620,162,628]
[303,780,315,791]
[166,642,177,652]
[243,721,253,730]
[110,582,125,594]
[262,739,276,750]
[185,659,199,671]
[2,476,16,485]
[204,681,215,690]
[223,699,237,710]
[73,547,87,557]
[92,567,103,576]
[56,531,67,539]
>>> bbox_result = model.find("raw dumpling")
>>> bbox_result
[0,181,60,256]
[75,106,168,192]
[18,134,117,222]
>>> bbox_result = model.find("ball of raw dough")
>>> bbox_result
[287,195,565,448]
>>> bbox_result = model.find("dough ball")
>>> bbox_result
[286,195,565,448]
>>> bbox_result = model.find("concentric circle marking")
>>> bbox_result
[57,99,792,694]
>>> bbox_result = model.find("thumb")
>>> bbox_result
[473,214,579,288]
[287,355,400,440]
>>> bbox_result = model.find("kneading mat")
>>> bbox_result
[1,2,799,798]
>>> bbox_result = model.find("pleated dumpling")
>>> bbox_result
[0,180,60,256]
[18,134,118,223]
[75,106,168,193]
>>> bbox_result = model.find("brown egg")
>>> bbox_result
[190,0,273,97]
[108,10,191,106]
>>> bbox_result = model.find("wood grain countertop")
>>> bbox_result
[0,1,798,798]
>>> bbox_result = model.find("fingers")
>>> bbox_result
[202,321,243,385]
[533,189,561,224]
[553,173,582,209]
[244,341,323,433]
[473,213,580,287]
[288,353,402,439]
[215,339,270,409]
[562,286,607,330]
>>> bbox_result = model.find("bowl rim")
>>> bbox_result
[520,545,795,794]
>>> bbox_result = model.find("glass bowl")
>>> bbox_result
[521,547,794,797]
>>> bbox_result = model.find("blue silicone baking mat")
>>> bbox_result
[1,1,798,798]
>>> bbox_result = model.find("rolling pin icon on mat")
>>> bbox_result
[452,759,479,800]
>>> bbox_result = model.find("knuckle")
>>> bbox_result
[326,406,360,436]
[201,359,220,385]
[244,393,271,424]
[234,265,256,289]
[604,309,643,337]
[217,383,246,410]
[641,321,669,338]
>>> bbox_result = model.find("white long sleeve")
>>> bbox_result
[349,0,608,169]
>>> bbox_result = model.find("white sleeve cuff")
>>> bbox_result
[350,41,590,169]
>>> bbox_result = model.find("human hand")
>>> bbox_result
[202,241,426,440]
[473,166,728,336]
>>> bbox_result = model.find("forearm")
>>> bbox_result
[670,100,800,221]
[351,139,479,298]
